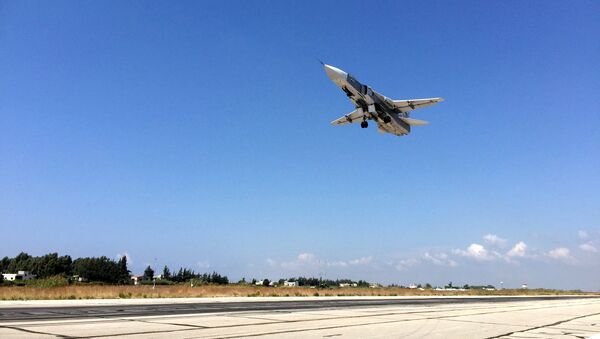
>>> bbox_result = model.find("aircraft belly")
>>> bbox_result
[384,115,410,136]
[372,101,410,136]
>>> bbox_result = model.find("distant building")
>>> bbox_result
[338,283,358,288]
[130,275,143,285]
[521,283,528,289]
[284,281,298,287]
[2,271,36,281]
[72,275,88,282]
[409,283,418,289]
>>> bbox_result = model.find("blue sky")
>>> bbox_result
[1,0,599,290]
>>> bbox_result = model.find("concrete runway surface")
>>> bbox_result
[0,296,599,338]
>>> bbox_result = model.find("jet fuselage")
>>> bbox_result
[324,64,411,136]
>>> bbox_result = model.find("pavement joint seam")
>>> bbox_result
[2,296,596,321]
[484,311,600,339]
[7,301,598,337]
[59,309,468,338]
[3,299,599,338]
[115,316,211,329]
[188,304,600,339]
[0,324,74,338]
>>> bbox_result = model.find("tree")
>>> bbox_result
[425,283,432,289]
[31,253,55,278]
[262,279,270,286]
[162,266,171,280]
[1,252,72,278]
[0,256,9,273]
[143,266,154,281]
[72,256,121,283]
[357,280,370,288]
[117,256,130,284]
[7,252,33,272]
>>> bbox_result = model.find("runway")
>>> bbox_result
[1,296,599,338]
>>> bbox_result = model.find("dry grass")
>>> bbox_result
[0,285,597,300]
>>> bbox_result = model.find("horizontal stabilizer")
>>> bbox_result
[400,117,429,126]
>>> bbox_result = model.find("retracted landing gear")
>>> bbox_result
[383,116,392,124]
[360,121,368,128]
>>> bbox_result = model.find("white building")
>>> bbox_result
[339,283,358,288]
[72,275,87,282]
[409,283,418,289]
[2,271,36,281]
[284,281,298,287]
[130,275,143,285]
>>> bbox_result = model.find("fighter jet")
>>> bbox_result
[323,63,443,136]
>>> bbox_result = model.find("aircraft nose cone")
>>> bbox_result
[323,64,347,83]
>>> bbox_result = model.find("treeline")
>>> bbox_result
[1,252,72,279]
[0,252,130,284]
[153,266,229,284]
[0,252,230,285]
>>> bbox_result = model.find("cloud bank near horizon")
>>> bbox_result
[247,230,600,290]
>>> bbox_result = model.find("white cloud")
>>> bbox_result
[197,260,210,269]
[297,253,315,261]
[507,241,527,257]
[578,230,589,240]
[277,253,375,271]
[453,243,497,261]
[327,260,348,267]
[547,247,571,260]
[280,261,301,270]
[423,252,457,267]
[579,243,598,253]
[394,258,419,271]
[280,253,316,270]
[349,256,373,265]
[483,234,507,247]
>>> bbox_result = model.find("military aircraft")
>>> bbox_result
[323,63,443,136]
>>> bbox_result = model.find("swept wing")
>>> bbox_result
[392,97,444,113]
[331,109,365,125]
